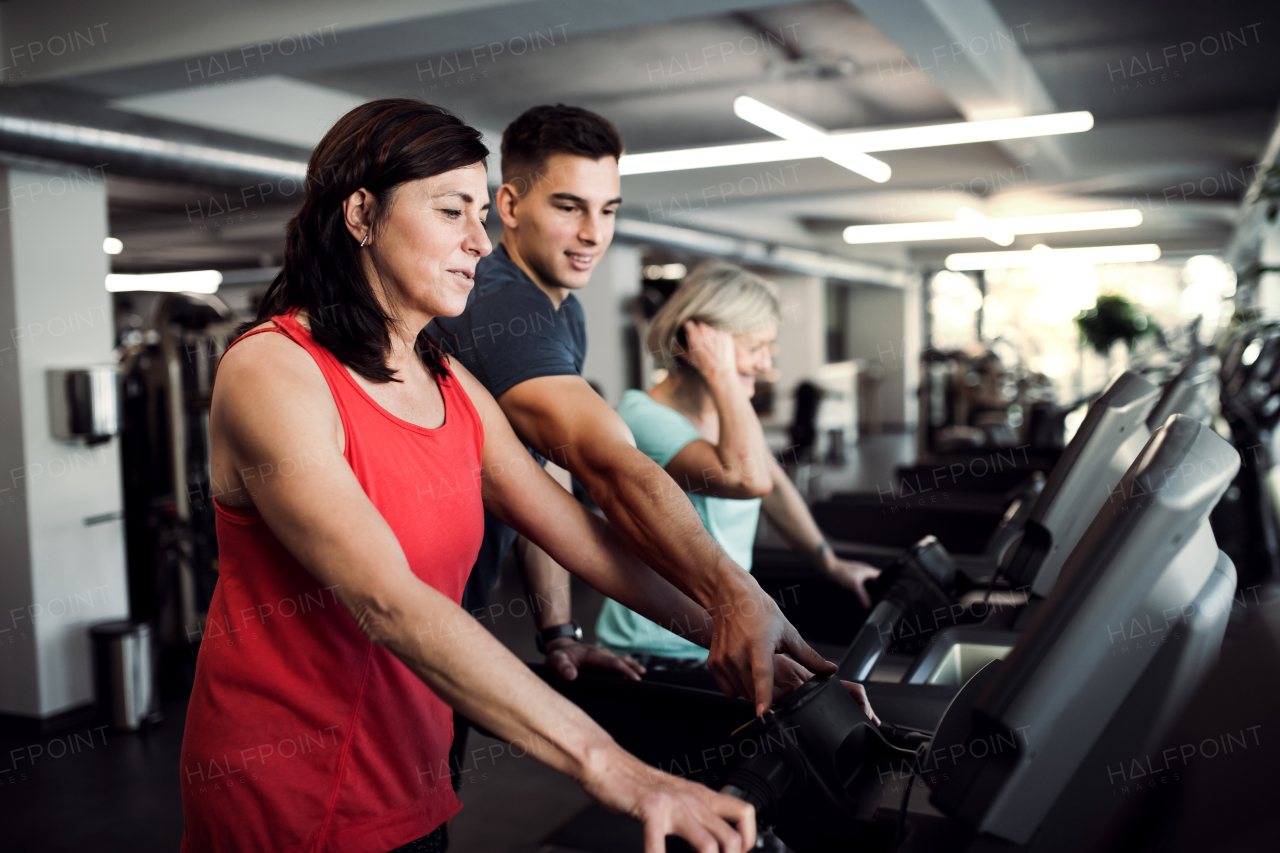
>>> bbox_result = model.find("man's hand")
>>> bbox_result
[769,655,881,725]
[581,744,757,853]
[706,576,837,717]
[824,557,882,609]
[769,653,814,702]
[546,638,646,681]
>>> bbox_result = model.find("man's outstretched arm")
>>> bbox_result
[515,459,645,681]
[498,374,835,714]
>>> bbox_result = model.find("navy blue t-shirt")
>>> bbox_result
[430,243,586,401]
[428,244,587,614]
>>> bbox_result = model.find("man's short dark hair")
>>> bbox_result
[501,104,623,193]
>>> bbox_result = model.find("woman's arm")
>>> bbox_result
[760,456,881,608]
[211,334,755,853]
[661,322,775,500]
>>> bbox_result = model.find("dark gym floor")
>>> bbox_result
[0,435,913,852]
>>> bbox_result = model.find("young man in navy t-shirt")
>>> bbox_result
[430,107,834,758]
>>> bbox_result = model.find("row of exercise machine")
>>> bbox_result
[534,330,1280,852]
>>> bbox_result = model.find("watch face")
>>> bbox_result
[538,623,582,653]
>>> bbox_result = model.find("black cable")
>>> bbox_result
[891,743,929,852]
[981,561,1003,608]
[891,767,916,852]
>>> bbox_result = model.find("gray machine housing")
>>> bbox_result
[926,415,1239,847]
[1015,371,1159,596]
[839,372,1165,687]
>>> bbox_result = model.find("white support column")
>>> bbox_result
[769,273,825,430]
[902,273,922,431]
[0,163,129,719]
[576,243,641,407]
[848,279,922,431]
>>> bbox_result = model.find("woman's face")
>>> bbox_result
[732,324,777,398]
[366,162,492,322]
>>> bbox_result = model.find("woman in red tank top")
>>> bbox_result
[180,99,761,853]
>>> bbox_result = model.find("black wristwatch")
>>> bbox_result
[536,621,583,654]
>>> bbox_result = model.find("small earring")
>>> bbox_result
[360,232,369,247]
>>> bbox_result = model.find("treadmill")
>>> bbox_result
[757,348,1222,649]
[834,370,1161,688]
[716,414,1240,852]
[810,345,1219,565]
[751,369,1163,647]
[835,352,1225,692]
[529,368,1217,786]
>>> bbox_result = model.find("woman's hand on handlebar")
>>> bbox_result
[582,745,757,853]
[824,557,882,609]
[545,638,646,681]
[769,655,881,725]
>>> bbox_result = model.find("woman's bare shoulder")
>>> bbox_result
[220,326,311,377]
[215,326,332,418]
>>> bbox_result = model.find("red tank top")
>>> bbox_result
[180,311,485,853]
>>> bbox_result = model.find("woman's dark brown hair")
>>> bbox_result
[251,99,488,382]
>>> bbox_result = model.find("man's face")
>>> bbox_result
[499,153,621,291]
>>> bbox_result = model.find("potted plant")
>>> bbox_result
[1074,294,1158,354]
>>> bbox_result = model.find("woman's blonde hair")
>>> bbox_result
[646,260,781,372]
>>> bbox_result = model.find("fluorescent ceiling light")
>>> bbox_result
[619,140,807,175]
[843,209,1143,245]
[834,111,1093,153]
[733,96,891,183]
[106,270,223,293]
[945,243,1161,270]
[618,108,1094,176]
[954,207,1013,246]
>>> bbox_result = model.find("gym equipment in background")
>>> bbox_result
[1213,320,1280,591]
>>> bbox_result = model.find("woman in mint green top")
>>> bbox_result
[596,261,881,660]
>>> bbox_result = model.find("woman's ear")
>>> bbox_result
[342,188,375,245]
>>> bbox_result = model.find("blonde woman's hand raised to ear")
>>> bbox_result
[682,321,739,385]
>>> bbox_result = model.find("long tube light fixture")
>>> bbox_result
[106,271,223,293]
[954,207,1014,246]
[945,243,1161,270]
[731,96,892,183]
[837,110,1093,152]
[618,106,1094,176]
[843,209,1144,245]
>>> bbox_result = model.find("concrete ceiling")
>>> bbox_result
[4,0,1274,275]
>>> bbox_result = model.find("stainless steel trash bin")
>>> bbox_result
[89,621,160,731]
